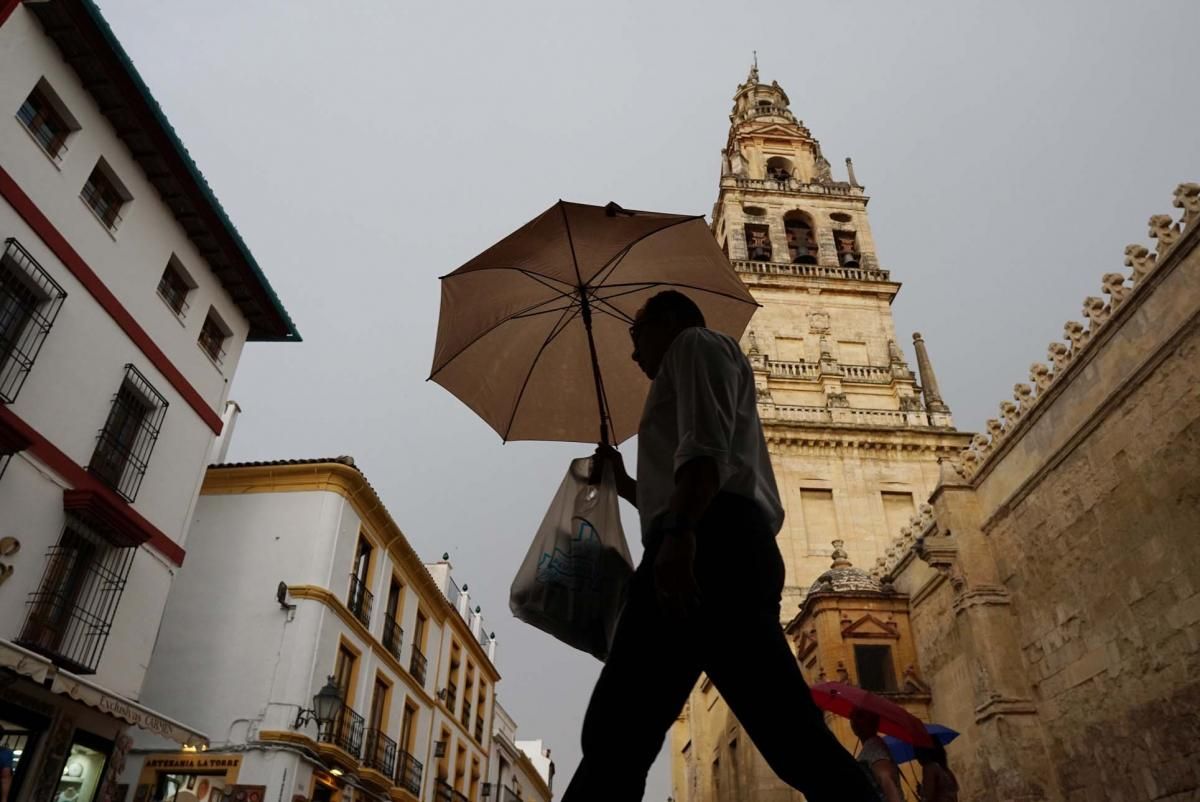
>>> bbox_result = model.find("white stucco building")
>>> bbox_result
[122,458,500,802]
[487,706,553,802]
[0,1,298,801]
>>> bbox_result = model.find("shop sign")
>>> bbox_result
[144,754,242,771]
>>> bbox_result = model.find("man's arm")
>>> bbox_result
[872,761,904,802]
[591,445,637,506]
[1,766,12,802]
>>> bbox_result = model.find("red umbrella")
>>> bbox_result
[809,682,934,747]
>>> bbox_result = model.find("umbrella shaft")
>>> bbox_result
[579,292,611,446]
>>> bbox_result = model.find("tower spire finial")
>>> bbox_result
[748,51,759,84]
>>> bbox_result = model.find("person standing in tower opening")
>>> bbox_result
[562,290,879,802]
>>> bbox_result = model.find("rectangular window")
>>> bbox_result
[333,644,357,701]
[799,489,837,552]
[16,80,79,162]
[881,491,916,540]
[87,365,168,503]
[156,256,194,318]
[80,159,130,232]
[198,308,231,365]
[383,576,404,659]
[400,703,418,752]
[16,518,136,674]
[854,644,897,692]
[347,535,374,627]
[0,238,67,403]
[410,610,428,685]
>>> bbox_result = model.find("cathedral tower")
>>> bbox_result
[713,64,971,610]
[670,67,972,802]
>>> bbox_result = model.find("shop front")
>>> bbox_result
[0,640,206,802]
[129,753,258,802]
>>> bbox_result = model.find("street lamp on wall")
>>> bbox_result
[293,676,343,730]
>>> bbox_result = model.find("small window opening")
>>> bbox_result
[765,156,794,182]
[834,230,860,267]
[80,159,131,232]
[854,644,896,692]
[743,224,771,262]
[16,79,79,162]
[198,308,231,365]
[156,256,194,318]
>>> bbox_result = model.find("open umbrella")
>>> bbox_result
[809,682,934,747]
[429,200,758,445]
[883,724,959,764]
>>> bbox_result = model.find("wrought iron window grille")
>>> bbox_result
[382,613,404,660]
[88,365,168,503]
[363,727,397,777]
[410,646,428,686]
[16,515,136,674]
[1,238,67,404]
[17,91,70,162]
[156,271,190,318]
[317,705,364,758]
[347,572,373,628]
[395,751,424,796]
[198,313,228,365]
[80,176,124,232]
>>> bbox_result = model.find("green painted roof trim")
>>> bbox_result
[81,0,301,342]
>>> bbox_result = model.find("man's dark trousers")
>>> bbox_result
[562,493,878,802]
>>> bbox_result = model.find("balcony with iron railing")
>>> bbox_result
[382,613,404,660]
[461,699,472,728]
[729,259,890,282]
[396,750,423,796]
[363,727,397,778]
[474,714,484,743]
[347,573,373,628]
[445,684,458,714]
[410,646,428,686]
[318,705,364,759]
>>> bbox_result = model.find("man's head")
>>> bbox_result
[629,290,706,379]
[849,708,881,740]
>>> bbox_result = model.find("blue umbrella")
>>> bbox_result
[883,724,959,764]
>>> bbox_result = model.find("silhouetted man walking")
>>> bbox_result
[562,290,878,802]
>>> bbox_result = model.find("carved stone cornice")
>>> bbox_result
[974,694,1038,724]
[953,584,1012,615]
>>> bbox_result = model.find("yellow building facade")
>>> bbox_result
[670,66,970,802]
[123,458,500,802]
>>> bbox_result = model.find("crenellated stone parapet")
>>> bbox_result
[946,182,1199,482]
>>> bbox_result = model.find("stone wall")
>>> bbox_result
[884,182,1200,801]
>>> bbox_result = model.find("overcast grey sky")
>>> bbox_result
[97,1,1199,798]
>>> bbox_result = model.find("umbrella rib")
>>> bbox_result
[596,280,763,308]
[501,302,581,442]
[428,288,581,380]
[582,214,705,286]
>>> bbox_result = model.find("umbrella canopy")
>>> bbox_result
[430,200,758,444]
[809,682,934,747]
[883,724,960,764]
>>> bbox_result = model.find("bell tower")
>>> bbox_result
[711,64,972,609]
[670,64,973,802]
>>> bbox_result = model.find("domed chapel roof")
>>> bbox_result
[808,540,886,595]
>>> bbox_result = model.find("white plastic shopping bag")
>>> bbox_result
[509,457,634,661]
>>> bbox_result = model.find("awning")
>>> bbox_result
[1,640,208,747]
